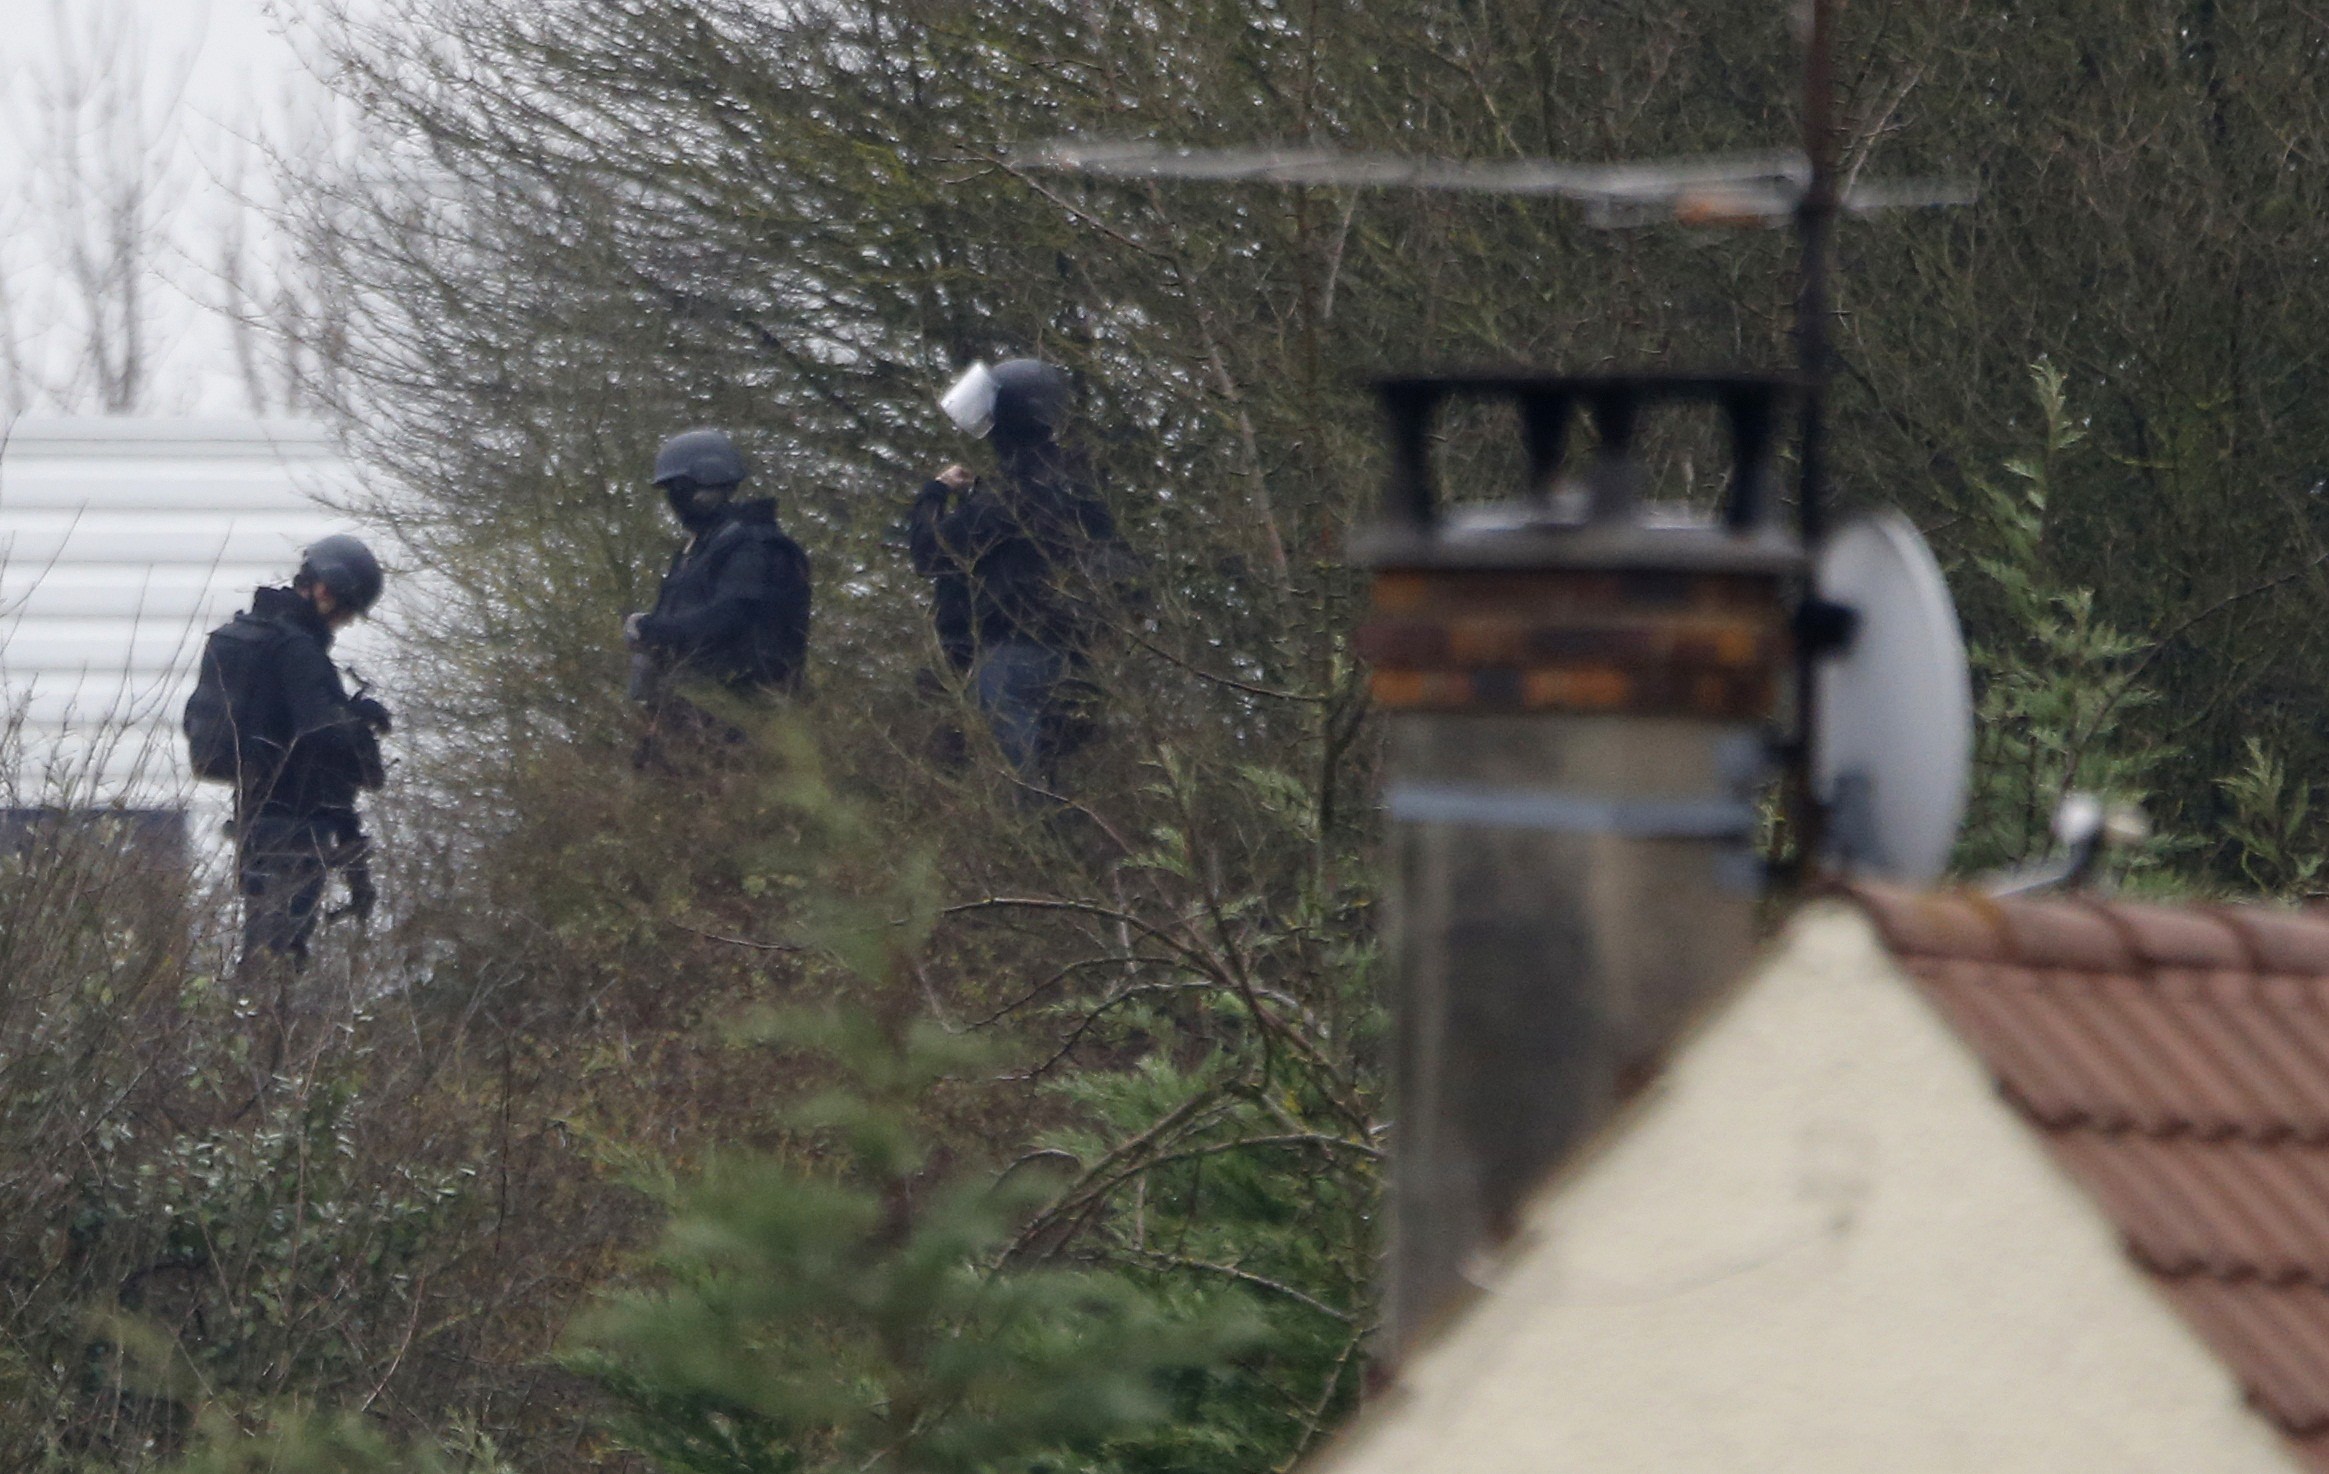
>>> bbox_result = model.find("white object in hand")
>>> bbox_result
[940,361,998,436]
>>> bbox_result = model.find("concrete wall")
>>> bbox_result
[1317,904,2297,1474]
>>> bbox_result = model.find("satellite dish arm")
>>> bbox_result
[1985,794,2150,896]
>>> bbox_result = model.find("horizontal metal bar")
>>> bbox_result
[1024,141,1808,201]
[1385,781,1757,839]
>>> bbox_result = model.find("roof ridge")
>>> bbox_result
[1842,880,2329,977]
[2201,902,2274,974]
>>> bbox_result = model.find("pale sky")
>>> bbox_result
[0,0,330,417]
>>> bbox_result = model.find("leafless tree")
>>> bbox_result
[0,0,332,418]
[209,63,358,419]
[3,0,201,412]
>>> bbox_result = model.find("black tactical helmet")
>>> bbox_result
[652,428,749,490]
[988,360,1072,443]
[298,534,384,614]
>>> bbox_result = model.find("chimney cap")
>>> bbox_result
[1370,369,1802,553]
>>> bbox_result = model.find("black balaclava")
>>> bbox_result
[666,479,735,534]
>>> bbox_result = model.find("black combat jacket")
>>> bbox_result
[240,585,382,834]
[636,499,812,694]
[907,441,1118,668]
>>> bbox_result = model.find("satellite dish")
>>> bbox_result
[1813,511,1972,882]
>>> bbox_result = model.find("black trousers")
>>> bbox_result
[236,816,336,969]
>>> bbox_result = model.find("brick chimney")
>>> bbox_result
[1355,374,1802,1362]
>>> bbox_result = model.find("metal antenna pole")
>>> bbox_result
[1788,0,1839,876]
[1796,0,1838,541]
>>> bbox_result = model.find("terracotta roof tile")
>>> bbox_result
[2221,909,2329,978]
[1915,961,2101,1128]
[1841,883,2007,962]
[1990,895,2141,972]
[1844,881,2329,1464]
[2145,971,2329,1137]
[2098,903,2251,971]
[2163,1277,2329,1432]
[2052,1135,2329,1281]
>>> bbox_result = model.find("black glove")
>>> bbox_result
[352,726,387,790]
[349,695,393,735]
[344,859,378,924]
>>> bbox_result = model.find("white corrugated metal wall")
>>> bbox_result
[0,419,375,818]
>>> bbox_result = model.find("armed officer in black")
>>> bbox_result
[910,359,1121,790]
[626,428,812,763]
[192,535,391,970]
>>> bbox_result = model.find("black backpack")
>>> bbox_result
[184,614,290,785]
